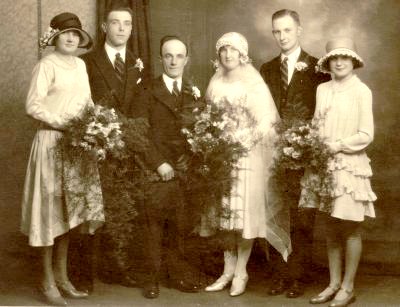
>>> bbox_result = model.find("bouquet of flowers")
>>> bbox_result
[60,104,125,163]
[273,118,335,212]
[182,96,261,229]
[182,96,260,160]
[58,100,153,226]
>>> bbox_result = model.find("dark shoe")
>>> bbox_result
[40,284,67,306]
[268,278,287,296]
[286,280,304,298]
[170,279,200,293]
[310,284,340,304]
[329,288,355,307]
[142,283,159,299]
[56,280,89,299]
[119,275,138,288]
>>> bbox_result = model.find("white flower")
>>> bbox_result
[283,147,294,156]
[135,58,144,72]
[97,149,106,161]
[39,27,60,50]
[295,61,308,71]
[192,86,201,100]
[292,151,301,159]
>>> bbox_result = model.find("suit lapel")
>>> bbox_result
[269,56,282,110]
[92,48,123,104]
[152,76,179,116]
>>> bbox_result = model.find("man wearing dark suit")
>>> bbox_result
[260,9,329,298]
[139,36,202,299]
[68,5,146,291]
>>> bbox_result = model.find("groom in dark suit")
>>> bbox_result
[139,35,202,299]
[260,9,329,298]
[69,4,147,291]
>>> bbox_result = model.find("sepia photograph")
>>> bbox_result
[0,0,399,306]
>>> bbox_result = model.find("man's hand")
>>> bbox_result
[175,154,189,172]
[157,162,174,181]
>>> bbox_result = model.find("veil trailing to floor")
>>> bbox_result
[202,62,292,261]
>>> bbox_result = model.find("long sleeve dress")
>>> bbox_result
[299,75,376,221]
[205,64,291,260]
[21,53,104,247]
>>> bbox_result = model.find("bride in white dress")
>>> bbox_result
[204,32,290,296]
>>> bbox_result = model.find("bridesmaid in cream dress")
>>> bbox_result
[300,38,376,307]
[204,32,290,297]
[21,13,104,305]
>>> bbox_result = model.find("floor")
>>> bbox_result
[1,248,399,307]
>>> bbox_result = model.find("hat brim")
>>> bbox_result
[47,28,92,49]
[317,48,364,73]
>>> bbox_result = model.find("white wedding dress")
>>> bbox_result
[205,64,291,260]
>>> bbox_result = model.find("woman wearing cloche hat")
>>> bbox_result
[299,37,376,307]
[21,12,103,306]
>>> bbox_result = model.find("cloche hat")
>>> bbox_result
[39,12,92,50]
[215,32,251,65]
[317,37,363,73]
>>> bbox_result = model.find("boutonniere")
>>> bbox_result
[134,58,144,72]
[295,61,309,71]
[191,86,201,100]
[183,83,201,101]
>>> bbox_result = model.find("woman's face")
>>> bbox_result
[219,45,241,71]
[55,30,80,55]
[329,55,354,81]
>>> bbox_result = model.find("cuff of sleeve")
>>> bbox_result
[332,141,342,153]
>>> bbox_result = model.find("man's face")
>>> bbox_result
[161,39,188,79]
[272,15,302,55]
[102,10,132,48]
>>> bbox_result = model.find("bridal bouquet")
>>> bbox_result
[60,104,125,163]
[182,96,260,229]
[273,118,335,211]
[182,96,260,162]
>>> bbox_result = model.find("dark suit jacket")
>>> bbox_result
[143,76,200,170]
[81,46,147,118]
[260,49,329,120]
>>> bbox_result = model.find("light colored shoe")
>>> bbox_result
[329,288,356,307]
[56,280,89,299]
[310,284,340,304]
[40,284,67,306]
[205,274,233,292]
[229,274,249,297]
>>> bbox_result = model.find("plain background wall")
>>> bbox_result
[0,0,96,255]
[0,0,399,273]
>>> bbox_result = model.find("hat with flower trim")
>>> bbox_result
[39,12,92,50]
[317,37,363,73]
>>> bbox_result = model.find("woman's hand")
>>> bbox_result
[327,141,342,153]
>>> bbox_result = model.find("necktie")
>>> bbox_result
[114,52,125,82]
[280,57,288,92]
[172,80,180,97]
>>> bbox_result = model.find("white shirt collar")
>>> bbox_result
[162,73,182,94]
[281,46,301,64]
[104,42,126,67]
